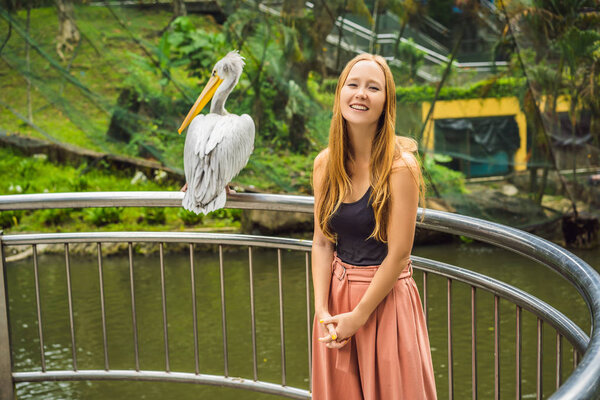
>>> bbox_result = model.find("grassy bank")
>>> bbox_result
[0,147,241,234]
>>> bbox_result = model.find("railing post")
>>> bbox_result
[0,231,16,400]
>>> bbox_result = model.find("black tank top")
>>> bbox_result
[329,187,388,266]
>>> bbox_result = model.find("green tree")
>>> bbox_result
[500,0,600,212]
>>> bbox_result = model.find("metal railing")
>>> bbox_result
[1,191,599,400]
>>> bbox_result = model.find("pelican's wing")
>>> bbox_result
[193,114,255,199]
[183,114,218,185]
[183,113,254,214]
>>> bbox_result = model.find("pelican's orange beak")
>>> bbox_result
[178,73,224,134]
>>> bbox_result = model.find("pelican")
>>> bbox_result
[178,51,255,215]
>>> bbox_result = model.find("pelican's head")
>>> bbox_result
[178,51,246,134]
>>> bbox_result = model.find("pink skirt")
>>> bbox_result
[312,255,437,400]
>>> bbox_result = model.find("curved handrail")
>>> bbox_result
[11,370,310,400]
[0,191,313,213]
[1,191,599,399]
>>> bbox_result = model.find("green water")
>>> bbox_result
[5,243,599,399]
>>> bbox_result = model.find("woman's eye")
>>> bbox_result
[348,83,357,87]
[370,86,380,91]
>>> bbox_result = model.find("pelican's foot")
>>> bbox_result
[226,185,236,195]
[180,183,188,192]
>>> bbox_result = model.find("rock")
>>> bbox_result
[448,189,548,228]
[425,198,456,213]
[562,212,599,249]
[414,227,454,246]
[131,170,148,185]
[154,170,168,182]
[444,187,567,242]
[501,184,518,196]
[414,198,455,245]
[241,209,313,235]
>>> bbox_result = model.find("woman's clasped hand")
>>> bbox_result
[317,310,367,348]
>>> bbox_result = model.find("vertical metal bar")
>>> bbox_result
[219,245,229,377]
[573,348,579,369]
[159,243,170,372]
[471,286,477,400]
[189,243,199,375]
[128,243,140,371]
[516,306,521,400]
[64,243,77,371]
[305,252,312,391]
[556,332,562,390]
[32,244,46,372]
[423,271,428,328]
[447,278,453,400]
[277,249,287,386]
[248,247,258,381]
[537,318,543,400]
[97,243,109,371]
[0,234,16,400]
[494,295,500,400]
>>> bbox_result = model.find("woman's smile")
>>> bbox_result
[349,103,369,111]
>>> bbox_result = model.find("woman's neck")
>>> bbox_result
[347,122,376,165]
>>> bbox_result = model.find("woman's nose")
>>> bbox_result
[356,87,367,98]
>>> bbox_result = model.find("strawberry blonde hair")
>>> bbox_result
[316,53,425,243]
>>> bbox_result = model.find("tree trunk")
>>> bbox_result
[335,0,348,71]
[282,0,304,18]
[393,19,408,59]
[529,167,537,194]
[369,0,379,53]
[172,0,187,17]
[535,167,548,205]
[55,0,80,62]
[417,28,465,198]
[418,28,464,143]
[25,4,32,123]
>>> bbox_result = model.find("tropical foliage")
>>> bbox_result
[1,0,598,223]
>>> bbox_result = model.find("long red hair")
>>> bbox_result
[316,53,424,243]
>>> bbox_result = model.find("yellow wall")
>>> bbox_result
[539,95,571,113]
[421,97,528,171]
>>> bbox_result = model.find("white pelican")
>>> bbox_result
[178,51,255,215]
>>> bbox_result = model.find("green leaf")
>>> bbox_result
[433,154,452,163]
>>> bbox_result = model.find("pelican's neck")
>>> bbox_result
[210,75,237,115]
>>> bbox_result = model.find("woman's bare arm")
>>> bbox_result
[311,150,337,341]
[321,152,420,340]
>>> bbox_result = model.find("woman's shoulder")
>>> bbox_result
[313,148,330,170]
[392,151,419,173]
[392,136,419,173]
[394,135,418,152]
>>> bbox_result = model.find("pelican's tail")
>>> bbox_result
[182,188,227,215]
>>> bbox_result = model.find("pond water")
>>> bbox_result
[5,242,599,400]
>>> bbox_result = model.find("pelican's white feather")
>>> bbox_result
[182,113,254,214]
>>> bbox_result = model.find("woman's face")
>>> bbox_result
[340,60,386,128]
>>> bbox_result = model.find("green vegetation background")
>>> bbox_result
[0,5,469,234]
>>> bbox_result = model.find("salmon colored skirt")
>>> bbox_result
[312,255,437,400]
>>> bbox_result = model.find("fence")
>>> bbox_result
[1,191,599,399]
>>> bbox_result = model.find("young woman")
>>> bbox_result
[311,53,437,399]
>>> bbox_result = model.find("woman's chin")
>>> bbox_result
[343,115,378,127]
